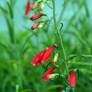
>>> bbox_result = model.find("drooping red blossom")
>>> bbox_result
[68,70,76,87]
[30,13,44,21]
[25,0,31,15]
[31,50,47,66]
[31,44,56,66]
[39,49,47,59]
[31,53,41,66]
[42,66,55,80]
[41,44,56,64]
[31,22,40,30]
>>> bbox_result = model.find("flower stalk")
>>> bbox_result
[52,0,69,75]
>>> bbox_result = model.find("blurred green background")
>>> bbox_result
[0,0,92,92]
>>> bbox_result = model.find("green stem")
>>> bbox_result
[16,84,19,92]
[72,88,75,92]
[52,0,69,74]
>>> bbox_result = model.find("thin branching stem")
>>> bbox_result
[52,0,69,74]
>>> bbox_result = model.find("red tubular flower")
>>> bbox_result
[30,13,44,21]
[39,49,47,59]
[31,44,56,66]
[41,44,56,64]
[68,70,76,87]
[31,50,47,66]
[31,53,41,66]
[31,22,40,30]
[42,66,55,80]
[25,0,31,15]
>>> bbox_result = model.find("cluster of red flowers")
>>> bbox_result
[25,0,76,88]
[31,44,76,87]
[32,44,56,80]
[68,70,76,88]
[32,44,56,66]
[25,0,46,30]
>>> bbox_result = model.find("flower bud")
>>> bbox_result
[25,0,31,15]
[68,70,76,87]
[31,22,40,30]
[42,66,55,80]
[30,13,44,21]
[48,73,59,80]
[53,53,58,63]
[38,23,44,28]
[32,2,38,10]
[40,3,44,10]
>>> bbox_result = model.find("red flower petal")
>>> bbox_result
[30,13,44,21]
[39,49,47,60]
[42,66,55,80]
[31,53,41,66]
[41,44,56,64]
[31,50,46,66]
[31,22,40,30]
[68,70,76,87]
[25,0,31,15]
